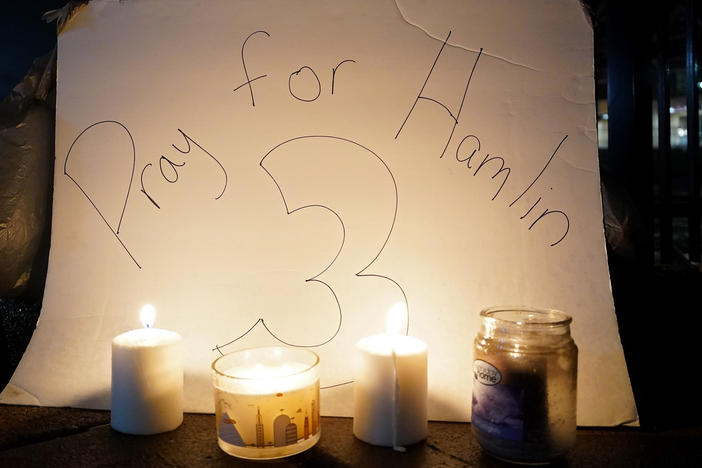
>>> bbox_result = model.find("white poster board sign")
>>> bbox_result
[2,0,637,425]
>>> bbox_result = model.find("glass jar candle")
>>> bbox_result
[471,307,577,464]
[212,347,320,460]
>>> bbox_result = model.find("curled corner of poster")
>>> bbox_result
[42,0,88,35]
[578,0,595,31]
[0,383,41,406]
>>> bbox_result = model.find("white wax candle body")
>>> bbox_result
[353,334,428,447]
[111,328,183,435]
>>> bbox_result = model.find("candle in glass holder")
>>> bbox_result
[111,304,183,435]
[353,302,428,450]
[471,306,578,464]
[212,346,320,460]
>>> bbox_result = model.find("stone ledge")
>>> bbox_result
[1,405,701,467]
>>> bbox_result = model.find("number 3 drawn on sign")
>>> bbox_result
[213,135,409,353]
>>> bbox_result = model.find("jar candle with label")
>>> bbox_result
[471,307,577,464]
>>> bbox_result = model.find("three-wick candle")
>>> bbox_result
[212,346,320,460]
[111,304,183,435]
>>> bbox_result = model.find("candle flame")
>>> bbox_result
[386,302,406,335]
[140,304,156,328]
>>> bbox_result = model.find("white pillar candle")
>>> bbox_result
[111,305,183,435]
[353,303,428,449]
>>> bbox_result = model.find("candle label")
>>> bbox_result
[472,355,553,444]
[473,359,502,386]
[215,381,320,455]
[471,359,525,441]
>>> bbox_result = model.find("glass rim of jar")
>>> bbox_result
[211,346,320,381]
[480,306,572,328]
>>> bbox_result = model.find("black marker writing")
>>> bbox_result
[234,31,355,103]
[140,129,227,208]
[529,208,570,246]
[456,134,511,201]
[507,135,570,246]
[233,30,270,106]
[159,155,185,183]
[64,120,141,268]
[331,59,356,94]
[65,122,229,268]
[398,31,570,246]
[140,163,160,209]
[453,132,570,246]
[213,135,409,354]
[171,129,228,200]
[509,135,568,207]
[289,66,321,102]
[520,196,541,220]
[396,30,483,159]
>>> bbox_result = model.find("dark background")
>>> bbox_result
[0,2,63,99]
[1,0,701,431]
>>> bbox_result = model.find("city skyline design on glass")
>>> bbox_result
[217,390,319,449]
